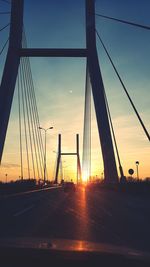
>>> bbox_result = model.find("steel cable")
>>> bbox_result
[96,29,150,142]
[96,13,150,31]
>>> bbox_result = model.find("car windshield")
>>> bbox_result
[0,0,150,265]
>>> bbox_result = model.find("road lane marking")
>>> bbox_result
[13,205,35,217]
[3,186,62,199]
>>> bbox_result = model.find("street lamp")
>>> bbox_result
[5,173,8,183]
[135,161,139,180]
[39,126,53,184]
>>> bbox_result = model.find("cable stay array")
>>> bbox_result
[15,31,45,180]
[82,64,91,182]
[0,9,48,181]
[103,86,125,181]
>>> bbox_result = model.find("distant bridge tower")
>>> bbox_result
[0,0,118,183]
[54,134,82,184]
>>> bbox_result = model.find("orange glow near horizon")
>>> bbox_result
[0,142,149,183]
[82,170,89,183]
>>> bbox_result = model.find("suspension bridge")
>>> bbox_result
[0,0,150,257]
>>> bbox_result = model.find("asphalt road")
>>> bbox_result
[0,186,150,252]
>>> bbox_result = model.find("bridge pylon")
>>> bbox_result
[0,0,118,183]
[86,0,118,183]
[54,134,81,184]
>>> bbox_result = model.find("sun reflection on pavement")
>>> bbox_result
[73,184,92,242]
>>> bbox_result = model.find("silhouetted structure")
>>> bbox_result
[0,0,120,183]
[54,134,81,184]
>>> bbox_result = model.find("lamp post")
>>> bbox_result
[5,173,8,183]
[39,126,53,184]
[135,161,139,180]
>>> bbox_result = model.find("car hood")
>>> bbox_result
[0,237,149,260]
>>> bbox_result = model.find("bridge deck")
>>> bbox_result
[0,187,149,253]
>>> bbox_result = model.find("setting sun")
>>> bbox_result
[82,171,89,183]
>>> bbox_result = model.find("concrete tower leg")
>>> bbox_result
[0,0,24,163]
[86,0,118,183]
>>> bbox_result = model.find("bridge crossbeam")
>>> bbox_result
[20,48,87,57]
[61,153,77,156]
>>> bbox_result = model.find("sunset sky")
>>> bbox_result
[0,0,150,182]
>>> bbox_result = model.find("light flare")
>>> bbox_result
[82,170,89,183]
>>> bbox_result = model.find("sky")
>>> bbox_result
[0,0,150,182]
